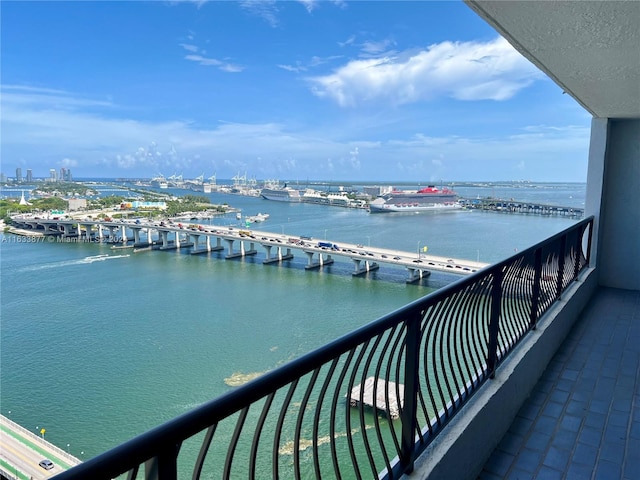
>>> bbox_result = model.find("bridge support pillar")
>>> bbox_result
[191,233,199,253]
[225,239,237,258]
[120,225,128,244]
[406,268,430,284]
[263,244,274,263]
[242,240,257,257]
[304,251,334,269]
[132,228,142,245]
[81,223,92,239]
[322,254,334,266]
[352,259,380,276]
[211,236,223,251]
[263,245,294,264]
[159,230,171,249]
[224,239,257,258]
[107,227,117,242]
[60,223,79,238]
[305,251,320,269]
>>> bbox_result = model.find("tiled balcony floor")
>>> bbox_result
[479,287,640,480]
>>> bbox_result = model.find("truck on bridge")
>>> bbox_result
[318,241,340,250]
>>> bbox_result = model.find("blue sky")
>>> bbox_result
[1,1,592,182]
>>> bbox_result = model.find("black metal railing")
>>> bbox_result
[54,217,594,480]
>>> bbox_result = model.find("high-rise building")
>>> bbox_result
[59,167,72,182]
[49,168,57,182]
[26,169,33,182]
[16,167,22,182]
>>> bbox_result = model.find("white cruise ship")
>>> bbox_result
[369,186,461,213]
[260,184,302,202]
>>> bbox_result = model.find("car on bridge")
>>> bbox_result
[39,459,54,470]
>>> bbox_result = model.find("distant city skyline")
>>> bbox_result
[3,166,73,183]
[1,1,592,182]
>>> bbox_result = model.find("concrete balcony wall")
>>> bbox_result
[408,268,599,479]
[594,119,640,290]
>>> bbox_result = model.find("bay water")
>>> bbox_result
[0,182,585,464]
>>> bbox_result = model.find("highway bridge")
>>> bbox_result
[8,216,488,283]
[0,415,82,479]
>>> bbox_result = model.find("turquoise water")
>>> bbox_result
[0,183,584,461]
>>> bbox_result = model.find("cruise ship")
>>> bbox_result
[368,186,462,213]
[150,175,168,189]
[260,184,302,202]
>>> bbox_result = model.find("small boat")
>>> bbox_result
[246,213,270,223]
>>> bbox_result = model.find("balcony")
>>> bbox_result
[54,218,605,480]
[55,2,640,479]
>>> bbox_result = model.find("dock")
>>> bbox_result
[459,198,584,217]
[347,377,404,420]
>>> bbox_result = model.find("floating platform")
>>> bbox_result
[347,377,404,420]
[110,244,134,250]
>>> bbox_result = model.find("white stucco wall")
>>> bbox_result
[589,119,640,290]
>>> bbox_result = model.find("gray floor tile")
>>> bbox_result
[477,288,640,480]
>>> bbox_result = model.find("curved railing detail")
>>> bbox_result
[55,217,593,480]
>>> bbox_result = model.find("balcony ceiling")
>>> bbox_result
[466,1,640,118]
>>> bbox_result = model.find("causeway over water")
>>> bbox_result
[9,216,488,283]
[0,415,82,479]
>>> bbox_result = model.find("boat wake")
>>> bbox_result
[81,254,130,263]
[21,254,130,271]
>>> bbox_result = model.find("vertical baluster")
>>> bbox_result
[145,442,180,480]
[530,248,542,330]
[399,309,422,474]
[555,235,567,299]
[487,268,503,379]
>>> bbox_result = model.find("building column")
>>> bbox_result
[586,118,640,289]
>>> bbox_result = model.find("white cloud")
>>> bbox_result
[185,54,222,66]
[278,64,306,73]
[238,0,279,27]
[338,35,355,48]
[278,55,342,73]
[2,84,113,110]
[179,43,199,53]
[238,0,342,27]
[181,42,244,72]
[168,0,208,8]
[360,38,396,56]
[220,63,244,73]
[308,37,544,107]
[1,85,589,181]
[61,158,78,168]
[297,0,316,13]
